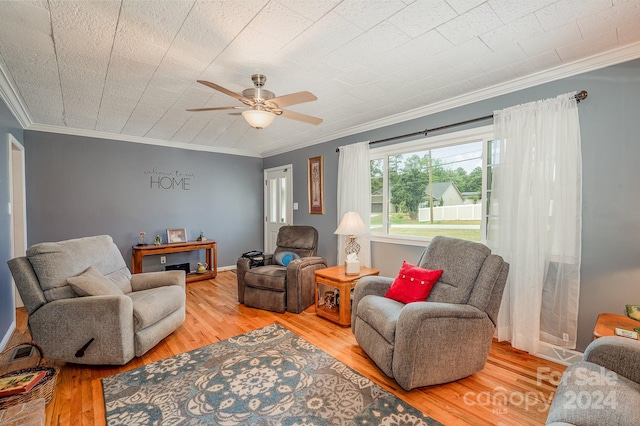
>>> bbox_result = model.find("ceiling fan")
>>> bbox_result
[187,74,323,129]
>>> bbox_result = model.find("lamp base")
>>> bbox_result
[345,259,360,275]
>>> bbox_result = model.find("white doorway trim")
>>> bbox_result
[9,134,27,309]
[264,165,293,253]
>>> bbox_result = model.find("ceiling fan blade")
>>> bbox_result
[186,106,245,112]
[279,109,323,125]
[197,80,250,104]
[270,91,317,108]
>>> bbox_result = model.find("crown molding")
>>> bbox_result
[0,60,261,157]
[260,41,640,157]
[0,61,32,128]
[27,123,262,158]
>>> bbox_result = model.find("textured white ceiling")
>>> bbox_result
[0,0,639,157]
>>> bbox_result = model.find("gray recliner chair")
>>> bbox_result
[8,235,186,365]
[546,336,640,425]
[237,226,327,313]
[351,236,509,390]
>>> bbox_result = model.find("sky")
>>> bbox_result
[400,140,483,173]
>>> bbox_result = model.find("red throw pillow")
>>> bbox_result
[384,261,443,304]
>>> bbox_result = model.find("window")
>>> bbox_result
[370,126,494,245]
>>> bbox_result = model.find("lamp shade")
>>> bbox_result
[335,211,368,236]
[242,109,276,129]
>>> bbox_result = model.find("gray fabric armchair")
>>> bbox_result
[546,336,640,425]
[8,235,186,365]
[351,236,509,390]
[237,226,327,313]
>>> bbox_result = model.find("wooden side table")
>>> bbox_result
[314,265,379,327]
[593,313,640,339]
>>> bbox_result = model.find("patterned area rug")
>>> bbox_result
[102,323,441,425]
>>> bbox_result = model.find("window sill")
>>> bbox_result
[370,234,487,247]
[370,234,432,247]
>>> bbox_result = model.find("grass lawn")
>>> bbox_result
[370,215,482,241]
[389,227,482,242]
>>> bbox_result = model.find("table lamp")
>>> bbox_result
[335,211,368,275]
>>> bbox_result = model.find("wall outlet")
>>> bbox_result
[562,333,569,342]
[160,256,166,264]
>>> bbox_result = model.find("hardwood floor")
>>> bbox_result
[6,271,565,425]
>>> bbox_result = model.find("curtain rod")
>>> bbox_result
[336,90,588,152]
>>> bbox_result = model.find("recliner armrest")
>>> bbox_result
[130,270,186,291]
[395,302,492,345]
[392,301,498,390]
[29,295,135,365]
[286,256,326,270]
[583,336,640,384]
[285,256,327,313]
[395,302,490,341]
[400,301,488,321]
[236,254,275,304]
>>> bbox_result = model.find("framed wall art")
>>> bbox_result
[167,228,187,243]
[308,156,324,214]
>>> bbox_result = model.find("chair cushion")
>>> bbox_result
[357,295,404,344]
[26,235,129,302]
[105,268,133,294]
[244,265,287,291]
[420,236,490,304]
[128,286,184,331]
[67,266,124,297]
[385,261,442,304]
[274,251,300,266]
[275,226,318,258]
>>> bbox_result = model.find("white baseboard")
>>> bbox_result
[0,320,16,351]
[533,342,583,366]
[217,265,236,272]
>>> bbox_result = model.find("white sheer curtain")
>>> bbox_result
[488,92,582,354]
[337,141,371,266]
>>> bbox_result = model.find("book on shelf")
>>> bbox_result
[0,370,47,398]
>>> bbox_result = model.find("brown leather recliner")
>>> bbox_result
[237,226,327,313]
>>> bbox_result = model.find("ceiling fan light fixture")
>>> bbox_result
[242,109,276,129]
[189,75,322,127]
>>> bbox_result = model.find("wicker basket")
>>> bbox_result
[0,342,58,409]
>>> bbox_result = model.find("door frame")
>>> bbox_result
[263,164,293,252]
[9,134,27,309]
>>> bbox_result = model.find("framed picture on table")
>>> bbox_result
[167,228,187,243]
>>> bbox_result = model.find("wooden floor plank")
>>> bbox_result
[6,271,565,425]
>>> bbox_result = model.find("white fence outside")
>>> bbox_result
[418,204,482,221]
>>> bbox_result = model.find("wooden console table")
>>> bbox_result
[132,240,217,283]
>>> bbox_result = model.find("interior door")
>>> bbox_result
[264,165,293,253]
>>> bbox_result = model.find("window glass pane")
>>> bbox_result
[280,178,287,223]
[386,141,483,241]
[370,159,383,233]
[484,139,500,240]
[269,178,277,223]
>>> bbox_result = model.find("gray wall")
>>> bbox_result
[24,132,264,271]
[3,58,639,353]
[264,58,640,352]
[0,97,24,347]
